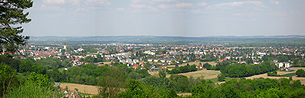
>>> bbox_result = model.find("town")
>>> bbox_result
[16,39,304,71]
[2,0,305,97]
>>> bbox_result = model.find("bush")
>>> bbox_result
[217,74,225,82]
[118,80,177,98]
[267,71,278,76]
[296,69,305,77]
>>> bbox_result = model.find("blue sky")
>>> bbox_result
[23,0,305,36]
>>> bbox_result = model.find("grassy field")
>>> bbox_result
[165,61,217,70]
[149,69,221,80]
[60,83,99,95]
[244,67,305,84]
[176,69,221,79]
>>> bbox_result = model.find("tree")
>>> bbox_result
[158,71,166,78]
[6,72,62,98]
[203,63,212,70]
[0,0,33,52]
[217,73,225,82]
[296,69,305,77]
[98,67,127,98]
[118,79,177,98]
[0,63,17,97]
[169,75,190,92]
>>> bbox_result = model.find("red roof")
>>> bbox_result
[132,64,139,69]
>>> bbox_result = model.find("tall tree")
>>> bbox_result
[0,0,33,52]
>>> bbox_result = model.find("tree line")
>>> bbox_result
[167,64,197,74]
[220,62,278,77]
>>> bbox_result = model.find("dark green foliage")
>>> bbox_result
[128,69,150,80]
[168,64,197,74]
[268,71,296,77]
[141,74,205,93]
[191,78,305,98]
[118,79,177,98]
[267,71,278,76]
[169,75,189,92]
[296,69,305,77]
[159,70,166,78]
[221,62,278,77]
[0,55,20,71]
[36,57,65,69]
[64,64,106,85]
[46,69,64,82]
[141,76,176,90]
[6,72,62,98]
[62,63,149,85]
[202,63,212,70]
[19,58,46,74]
[0,0,33,52]
[217,73,226,82]
[215,60,231,70]
[26,72,51,87]
[0,63,17,96]
[98,67,127,98]
[81,56,95,63]
[191,84,219,98]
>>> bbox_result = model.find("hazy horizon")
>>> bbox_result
[23,0,305,36]
[29,34,305,37]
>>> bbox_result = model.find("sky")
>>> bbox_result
[23,0,305,37]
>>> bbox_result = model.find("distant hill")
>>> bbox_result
[28,35,305,46]
[29,35,305,41]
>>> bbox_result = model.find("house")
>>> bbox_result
[147,59,153,62]
[275,62,290,68]
[132,64,139,69]
[196,65,203,69]
[150,65,159,71]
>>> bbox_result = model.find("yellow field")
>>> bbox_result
[60,83,99,95]
[177,69,221,79]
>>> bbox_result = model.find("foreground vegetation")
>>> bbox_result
[2,53,305,98]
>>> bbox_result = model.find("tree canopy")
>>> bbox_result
[0,0,33,52]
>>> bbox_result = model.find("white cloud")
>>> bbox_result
[152,0,176,2]
[176,2,192,8]
[130,4,146,8]
[44,0,65,4]
[44,0,110,5]
[117,8,125,11]
[158,4,170,8]
[270,0,280,5]
[86,0,111,5]
[131,0,143,3]
[207,1,266,9]
[215,1,264,7]
[132,0,175,3]
[198,2,207,7]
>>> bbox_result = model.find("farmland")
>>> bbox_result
[60,83,99,95]
[177,69,221,79]
[245,67,305,84]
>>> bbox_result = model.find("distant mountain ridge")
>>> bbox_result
[29,35,305,42]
